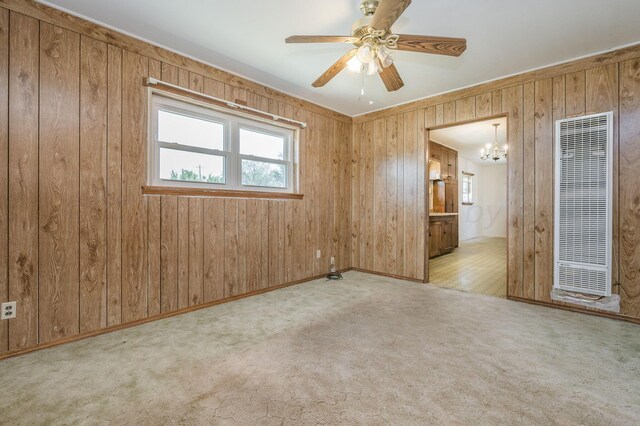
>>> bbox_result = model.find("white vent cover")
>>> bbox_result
[554,112,613,297]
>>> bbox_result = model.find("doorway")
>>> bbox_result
[425,115,508,298]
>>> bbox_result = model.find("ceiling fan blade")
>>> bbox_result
[396,35,467,57]
[370,0,412,31]
[286,35,359,44]
[379,63,404,92]
[312,49,357,88]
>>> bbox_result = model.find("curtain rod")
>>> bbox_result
[144,77,307,129]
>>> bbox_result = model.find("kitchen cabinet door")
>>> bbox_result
[429,221,442,258]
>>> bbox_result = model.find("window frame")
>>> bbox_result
[462,173,474,205]
[148,91,298,194]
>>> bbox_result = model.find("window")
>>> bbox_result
[149,94,296,193]
[462,172,474,205]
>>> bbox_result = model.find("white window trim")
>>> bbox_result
[462,174,473,204]
[148,90,299,194]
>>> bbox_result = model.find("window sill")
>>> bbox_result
[143,185,304,200]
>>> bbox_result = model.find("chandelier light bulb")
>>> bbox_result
[347,56,362,73]
[377,45,393,68]
[356,42,376,64]
[366,59,380,75]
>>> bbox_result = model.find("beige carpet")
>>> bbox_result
[430,237,507,298]
[1,271,639,425]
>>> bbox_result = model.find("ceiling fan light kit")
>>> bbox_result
[285,0,467,94]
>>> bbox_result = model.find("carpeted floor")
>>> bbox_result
[1,271,639,425]
[429,237,507,298]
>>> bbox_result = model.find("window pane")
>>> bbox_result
[239,128,285,160]
[241,159,286,188]
[160,148,225,183]
[158,110,224,150]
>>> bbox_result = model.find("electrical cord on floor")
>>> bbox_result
[325,271,343,281]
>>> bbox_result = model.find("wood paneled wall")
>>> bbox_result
[352,48,640,322]
[0,5,351,355]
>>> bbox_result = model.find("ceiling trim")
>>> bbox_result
[3,0,352,122]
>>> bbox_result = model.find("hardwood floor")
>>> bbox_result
[428,237,507,297]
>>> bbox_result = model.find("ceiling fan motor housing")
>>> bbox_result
[359,0,379,16]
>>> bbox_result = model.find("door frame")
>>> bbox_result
[423,113,509,292]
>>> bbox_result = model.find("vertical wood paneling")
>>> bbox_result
[492,90,502,115]
[160,196,178,311]
[121,51,148,322]
[565,70,586,117]
[203,198,224,301]
[503,85,524,298]
[619,59,640,317]
[106,45,122,326]
[293,108,307,279]
[475,92,492,118]
[443,101,456,124]
[8,12,39,350]
[146,59,161,318]
[79,36,107,332]
[403,110,418,278]
[395,115,405,276]
[188,198,204,305]
[177,198,189,308]
[259,199,269,289]
[416,109,426,281]
[385,115,398,274]
[351,123,361,268]
[237,199,248,293]
[306,113,318,275]
[337,121,351,270]
[268,201,278,285]
[534,78,554,303]
[435,104,444,125]
[147,197,161,316]
[522,83,536,299]
[423,107,437,281]
[455,97,475,122]
[0,8,8,353]
[39,23,80,342]
[586,64,619,292]
[224,199,239,296]
[364,120,374,271]
[373,119,386,271]
[246,200,261,291]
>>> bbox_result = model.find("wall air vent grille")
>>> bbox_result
[554,112,613,297]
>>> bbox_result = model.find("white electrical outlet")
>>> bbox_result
[316,250,321,259]
[330,256,335,264]
[1,302,16,320]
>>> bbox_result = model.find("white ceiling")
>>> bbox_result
[431,118,508,165]
[40,0,640,116]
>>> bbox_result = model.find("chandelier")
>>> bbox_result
[481,123,507,161]
[346,29,398,76]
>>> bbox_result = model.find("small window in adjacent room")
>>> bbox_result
[149,94,297,193]
[462,172,474,205]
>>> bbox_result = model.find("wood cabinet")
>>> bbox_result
[429,141,442,162]
[428,215,459,258]
[444,181,458,213]
[447,149,458,181]
[429,141,457,181]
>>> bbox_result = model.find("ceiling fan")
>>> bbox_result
[285,0,467,92]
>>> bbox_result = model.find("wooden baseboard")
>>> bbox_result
[350,268,424,283]
[0,270,347,361]
[508,296,640,325]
